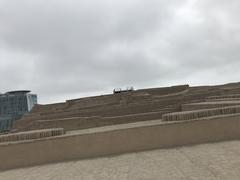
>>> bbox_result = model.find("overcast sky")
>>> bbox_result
[0,0,239,104]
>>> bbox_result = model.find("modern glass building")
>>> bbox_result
[0,90,37,132]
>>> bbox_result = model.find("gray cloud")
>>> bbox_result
[0,0,239,103]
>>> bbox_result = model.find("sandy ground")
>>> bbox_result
[1,140,240,180]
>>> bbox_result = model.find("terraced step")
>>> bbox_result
[162,105,240,121]
[206,94,240,100]
[13,100,180,131]
[23,110,171,131]
[205,98,240,102]
[182,101,240,111]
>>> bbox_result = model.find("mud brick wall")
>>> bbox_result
[163,105,240,121]
[0,128,64,143]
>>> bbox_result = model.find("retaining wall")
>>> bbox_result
[205,98,240,102]
[1,114,240,170]
[206,94,240,100]
[163,105,240,121]
[182,101,240,111]
[0,128,64,143]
